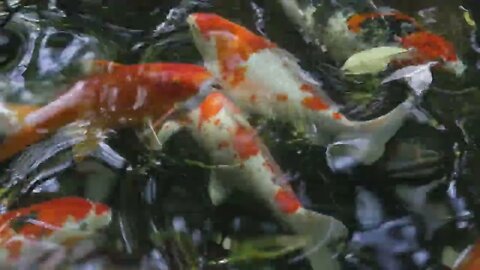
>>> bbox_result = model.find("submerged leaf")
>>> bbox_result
[211,235,309,265]
[341,46,408,75]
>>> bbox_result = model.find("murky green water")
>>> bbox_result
[1,0,480,269]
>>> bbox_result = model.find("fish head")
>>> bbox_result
[187,13,276,78]
[400,31,465,76]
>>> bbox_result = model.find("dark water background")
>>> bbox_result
[1,0,480,269]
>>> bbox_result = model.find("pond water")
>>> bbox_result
[1,0,480,269]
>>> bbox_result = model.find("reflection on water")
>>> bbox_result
[0,0,480,269]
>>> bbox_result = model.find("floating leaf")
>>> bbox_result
[341,46,408,75]
[382,62,437,96]
[463,9,476,28]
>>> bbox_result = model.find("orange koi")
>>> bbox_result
[188,12,415,172]
[0,63,214,162]
[0,197,111,265]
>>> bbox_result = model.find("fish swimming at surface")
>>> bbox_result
[187,12,416,172]
[278,1,465,75]
[0,63,215,163]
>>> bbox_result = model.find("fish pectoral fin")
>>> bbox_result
[326,137,384,172]
[208,170,233,206]
[288,211,348,270]
[72,127,106,163]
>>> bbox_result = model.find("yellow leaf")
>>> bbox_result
[342,46,409,75]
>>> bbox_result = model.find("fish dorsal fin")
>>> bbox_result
[208,170,232,206]
[81,59,125,76]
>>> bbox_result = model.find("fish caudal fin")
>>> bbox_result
[326,97,415,172]
[284,209,347,270]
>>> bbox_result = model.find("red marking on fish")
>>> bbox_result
[198,92,225,128]
[302,96,329,111]
[300,84,316,95]
[189,13,276,87]
[218,140,229,149]
[233,126,260,160]
[276,94,288,102]
[400,31,458,63]
[347,11,421,33]
[249,94,257,103]
[0,197,110,261]
[274,188,301,214]
[332,112,343,120]
[263,160,274,173]
[0,63,212,162]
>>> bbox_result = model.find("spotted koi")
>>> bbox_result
[0,63,214,162]
[156,91,347,270]
[188,13,415,172]
[0,197,111,266]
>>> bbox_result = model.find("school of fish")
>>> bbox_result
[0,2,475,269]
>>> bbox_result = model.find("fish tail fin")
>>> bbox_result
[326,97,414,172]
[285,210,347,270]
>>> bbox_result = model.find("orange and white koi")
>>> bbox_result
[278,1,465,75]
[0,197,111,267]
[187,12,415,172]
[0,63,214,163]
[157,91,347,270]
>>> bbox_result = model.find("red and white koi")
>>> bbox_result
[277,1,465,75]
[157,91,347,270]
[0,197,111,267]
[187,13,415,172]
[0,63,214,163]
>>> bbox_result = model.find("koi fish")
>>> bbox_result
[454,240,480,270]
[0,63,214,163]
[0,197,111,267]
[156,91,347,270]
[278,1,465,75]
[187,12,415,172]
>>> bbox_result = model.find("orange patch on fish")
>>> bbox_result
[347,11,420,33]
[302,96,329,111]
[6,240,22,260]
[400,31,458,63]
[218,140,229,149]
[230,66,247,86]
[300,84,316,95]
[249,94,257,103]
[233,126,260,160]
[198,92,225,127]
[190,13,276,87]
[276,94,288,102]
[274,188,301,214]
[332,112,343,120]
